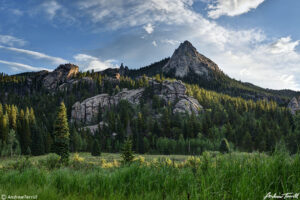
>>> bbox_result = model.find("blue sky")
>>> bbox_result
[0,0,300,90]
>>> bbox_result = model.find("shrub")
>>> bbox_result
[10,157,33,171]
[70,153,87,169]
[39,153,61,170]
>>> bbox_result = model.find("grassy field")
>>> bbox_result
[0,151,299,200]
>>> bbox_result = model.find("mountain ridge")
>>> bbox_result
[4,40,300,105]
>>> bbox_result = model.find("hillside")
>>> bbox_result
[0,41,299,157]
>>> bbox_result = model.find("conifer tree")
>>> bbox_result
[220,138,230,153]
[0,103,3,117]
[9,105,17,131]
[0,113,9,142]
[22,108,31,154]
[53,102,70,163]
[91,140,101,156]
[31,127,45,156]
[121,138,134,163]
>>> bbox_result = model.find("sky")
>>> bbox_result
[0,0,300,90]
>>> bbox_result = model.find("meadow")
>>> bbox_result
[0,151,300,200]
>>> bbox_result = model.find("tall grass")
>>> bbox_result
[0,151,299,200]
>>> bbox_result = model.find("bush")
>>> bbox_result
[39,153,61,170]
[70,153,90,169]
[9,157,33,171]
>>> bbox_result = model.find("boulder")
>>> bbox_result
[173,97,202,115]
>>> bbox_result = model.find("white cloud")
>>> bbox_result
[267,37,300,54]
[207,36,300,90]
[207,0,265,19]
[0,35,26,46]
[143,23,154,34]
[161,39,180,45]
[152,41,157,47]
[74,54,118,71]
[0,45,68,65]
[0,60,49,72]
[40,1,62,19]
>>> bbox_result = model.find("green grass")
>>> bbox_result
[0,151,300,200]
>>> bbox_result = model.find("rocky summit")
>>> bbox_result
[163,40,221,78]
[42,64,79,90]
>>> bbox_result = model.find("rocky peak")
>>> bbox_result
[163,40,221,78]
[55,64,79,79]
[42,64,79,90]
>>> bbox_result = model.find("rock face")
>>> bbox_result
[58,77,94,91]
[173,98,201,114]
[71,88,144,124]
[163,40,221,78]
[288,97,300,114]
[43,64,79,90]
[71,80,202,124]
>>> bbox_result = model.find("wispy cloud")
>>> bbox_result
[40,1,62,19]
[0,60,49,72]
[0,35,26,46]
[207,0,265,19]
[73,54,118,72]
[76,0,198,29]
[0,45,68,65]
[161,39,180,45]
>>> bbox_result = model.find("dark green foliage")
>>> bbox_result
[25,146,31,156]
[91,140,101,156]
[53,102,70,163]
[31,127,45,156]
[121,138,134,163]
[220,138,230,153]
[0,67,298,156]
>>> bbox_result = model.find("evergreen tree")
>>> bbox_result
[31,128,45,156]
[219,138,230,153]
[9,105,17,131]
[0,113,9,142]
[25,146,31,155]
[0,103,3,117]
[22,108,31,154]
[7,129,18,157]
[44,132,53,154]
[53,102,70,163]
[121,138,134,163]
[91,140,101,156]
